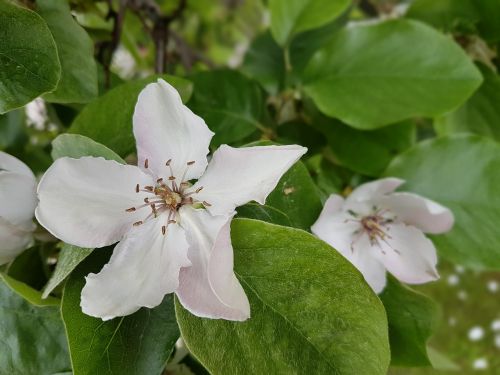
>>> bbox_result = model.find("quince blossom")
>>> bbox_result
[312,178,454,293]
[36,79,307,321]
[0,152,37,264]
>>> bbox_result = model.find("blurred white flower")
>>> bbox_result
[473,358,488,370]
[468,326,484,341]
[0,152,37,264]
[447,274,460,286]
[312,178,454,293]
[36,79,307,321]
[487,280,499,293]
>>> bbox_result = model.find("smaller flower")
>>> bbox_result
[311,178,454,293]
[0,152,37,264]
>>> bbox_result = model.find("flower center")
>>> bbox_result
[125,158,210,235]
[347,208,399,254]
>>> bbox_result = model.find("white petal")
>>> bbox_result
[311,200,386,293]
[0,172,37,226]
[133,79,214,180]
[378,192,454,234]
[0,218,34,265]
[192,144,307,216]
[81,217,191,320]
[176,207,250,321]
[372,223,439,285]
[36,157,154,248]
[347,177,405,204]
[0,151,35,178]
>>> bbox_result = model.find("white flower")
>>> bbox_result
[36,79,307,321]
[0,152,37,264]
[311,178,454,293]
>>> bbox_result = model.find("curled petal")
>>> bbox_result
[81,217,191,320]
[192,144,307,217]
[372,223,439,285]
[176,207,250,321]
[36,157,154,248]
[133,79,214,180]
[0,172,37,226]
[347,177,405,204]
[0,151,35,178]
[0,218,35,265]
[378,192,454,234]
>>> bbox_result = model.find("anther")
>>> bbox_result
[168,176,176,180]
[195,186,204,193]
[162,226,166,235]
[168,220,176,224]
[151,204,157,216]
[135,184,140,193]
[187,160,195,165]
[126,207,136,212]
[144,159,149,168]
[145,186,154,192]
[157,178,163,184]
[133,221,143,226]
[203,201,212,207]
[144,197,150,203]
[166,159,172,166]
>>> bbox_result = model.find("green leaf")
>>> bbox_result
[42,244,93,299]
[62,249,180,375]
[51,134,125,163]
[269,0,351,46]
[0,274,70,374]
[236,202,292,227]
[176,219,390,375]
[266,160,322,230]
[385,134,500,269]
[436,65,500,141]
[36,0,98,103]
[0,0,61,113]
[303,19,482,129]
[380,276,440,367]
[241,31,285,95]
[313,117,416,176]
[69,75,192,156]
[1,273,59,306]
[0,109,24,149]
[188,70,269,145]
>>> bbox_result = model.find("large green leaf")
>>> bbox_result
[380,276,440,367]
[269,0,351,46]
[303,19,482,129]
[42,244,93,299]
[0,274,70,374]
[62,249,180,375]
[69,75,192,156]
[176,219,390,375]
[187,70,269,145]
[36,0,98,103]
[266,160,322,230]
[51,134,125,163]
[385,134,500,269]
[436,65,500,141]
[0,0,61,113]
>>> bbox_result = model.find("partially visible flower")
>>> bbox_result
[0,152,37,264]
[36,79,307,321]
[311,178,454,293]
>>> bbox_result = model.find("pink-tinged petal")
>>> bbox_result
[347,177,405,204]
[372,223,439,285]
[81,217,191,320]
[0,172,37,226]
[133,79,214,180]
[192,144,307,217]
[176,207,250,321]
[378,192,454,234]
[36,157,154,248]
[0,218,35,265]
[0,151,35,178]
[311,202,386,293]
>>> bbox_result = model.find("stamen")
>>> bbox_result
[168,176,176,180]
[126,207,136,212]
[166,159,172,166]
[144,197,150,203]
[135,184,140,193]
[162,225,166,235]
[187,160,195,165]
[203,201,212,207]
[151,204,157,217]
[168,220,176,224]
[144,186,154,192]
[133,221,143,226]
[144,159,149,169]
[157,178,163,184]
[196,186,203,193]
